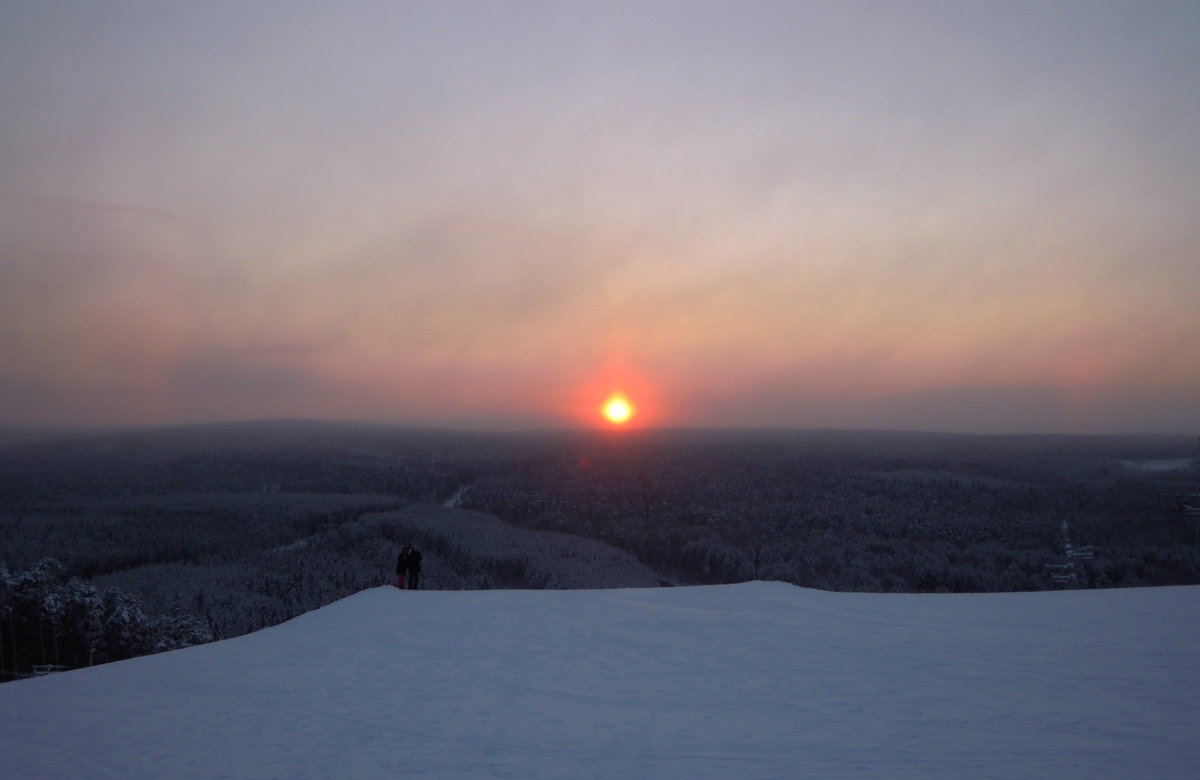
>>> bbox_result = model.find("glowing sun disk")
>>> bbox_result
[602,394,634,425]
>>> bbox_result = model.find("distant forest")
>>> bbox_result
[2,421,1198,681]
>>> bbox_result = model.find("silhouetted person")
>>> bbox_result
[403,544,423,590]
[394,549,407,589]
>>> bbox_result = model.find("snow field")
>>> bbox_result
[1,581,1197,778]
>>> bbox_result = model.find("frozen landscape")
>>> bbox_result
[2,581,1197,779]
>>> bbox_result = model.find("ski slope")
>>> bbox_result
[2,582,1197,778]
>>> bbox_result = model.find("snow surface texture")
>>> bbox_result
[2,582,1197,779]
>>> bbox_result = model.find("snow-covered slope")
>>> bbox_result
[2,582,1197,779]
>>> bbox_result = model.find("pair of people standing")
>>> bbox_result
[395,544,422,590]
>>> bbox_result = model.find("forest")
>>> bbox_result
[2,420,1198,681]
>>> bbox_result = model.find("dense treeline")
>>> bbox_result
[454,433,1200,592]
[0,559,210,682]
[1,493,403,577]
[1,422,1198,682]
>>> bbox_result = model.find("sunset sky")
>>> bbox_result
[2,1,1197,433]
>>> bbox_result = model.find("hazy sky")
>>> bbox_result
[2,1,1197,433]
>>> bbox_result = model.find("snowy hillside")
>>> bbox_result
[2,583,1197,779]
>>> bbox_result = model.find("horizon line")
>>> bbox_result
[1,416,1197,442]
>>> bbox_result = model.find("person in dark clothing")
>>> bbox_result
[405,545,423,590]
[394,548,407,589]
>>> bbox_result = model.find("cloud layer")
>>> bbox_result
[2,1,1198,432]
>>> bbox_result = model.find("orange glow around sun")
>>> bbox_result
[565,362,659,429]
[601,393,634,425]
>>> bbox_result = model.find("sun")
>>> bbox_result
[601,393,634,425]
